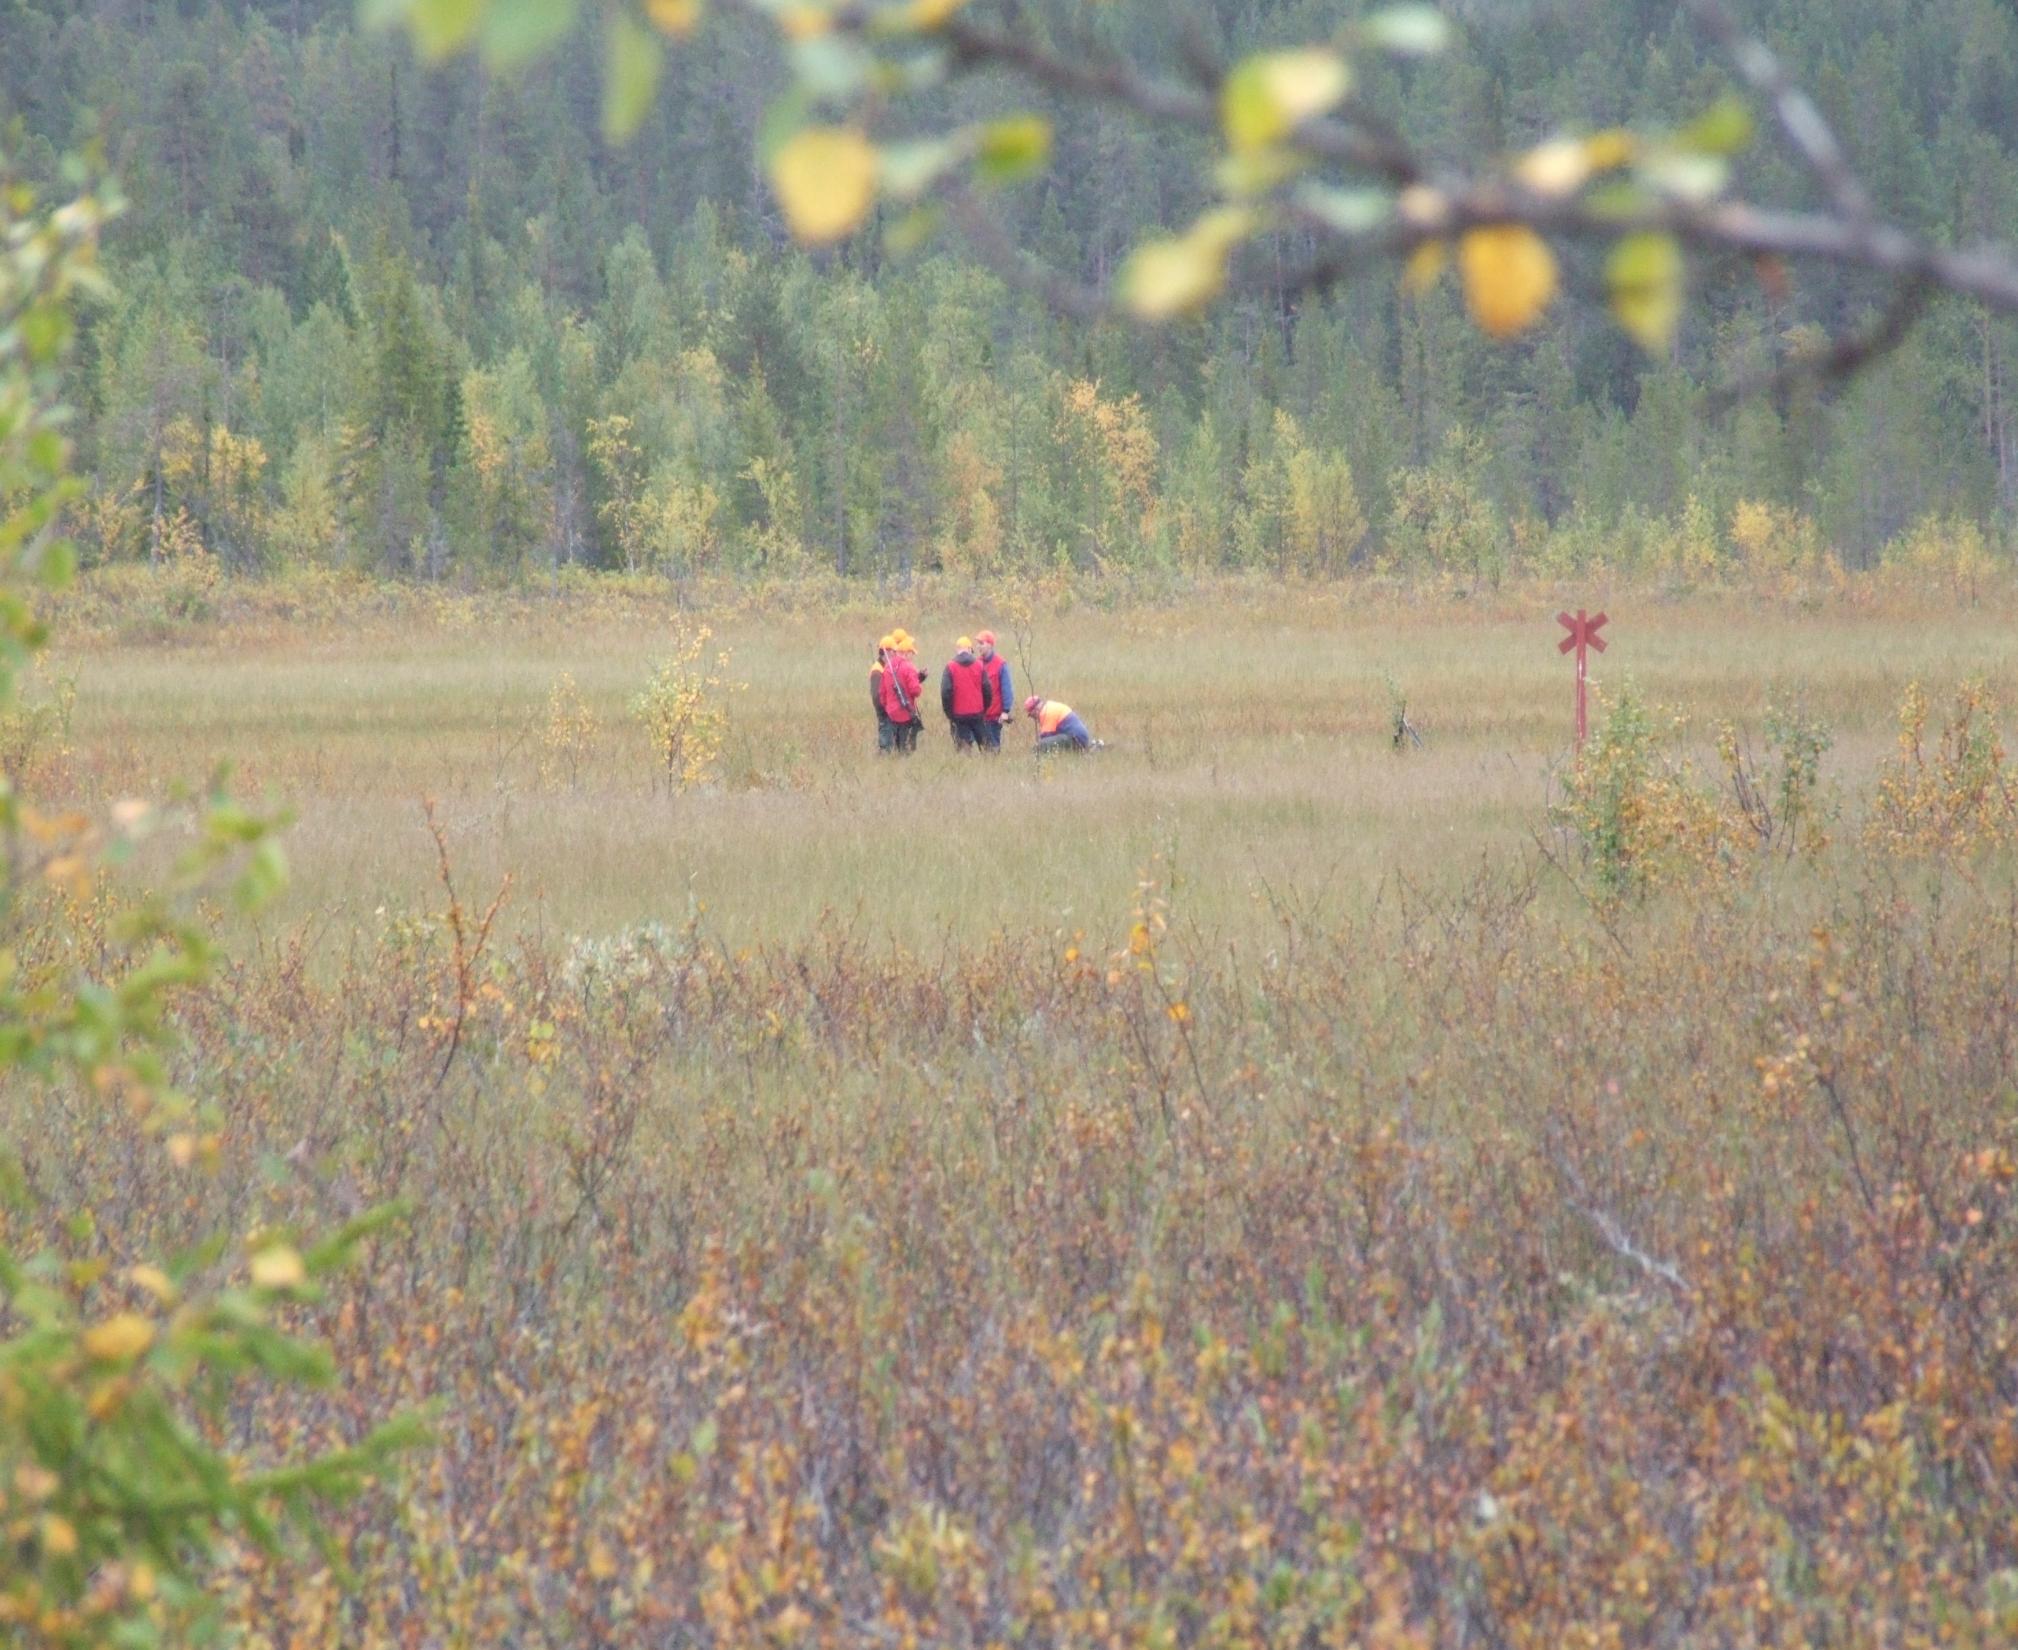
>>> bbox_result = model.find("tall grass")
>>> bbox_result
[48,581,2018,946]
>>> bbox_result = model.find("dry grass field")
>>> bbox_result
[46,582,2018,946]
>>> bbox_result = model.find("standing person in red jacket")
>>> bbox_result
[975,630,1012,750]
[940,635,995,749]
[881,628,925,753]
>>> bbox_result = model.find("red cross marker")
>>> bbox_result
[1557,608,1608,748]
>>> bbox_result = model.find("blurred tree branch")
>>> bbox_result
[375,0,2018,388]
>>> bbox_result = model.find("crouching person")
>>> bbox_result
[1026,695,1099,753]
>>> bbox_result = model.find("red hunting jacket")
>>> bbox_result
[881,653,925,724]
[941,654,993,720]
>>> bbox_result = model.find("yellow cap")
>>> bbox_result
[956,635,973,651]
[878,633,896,650]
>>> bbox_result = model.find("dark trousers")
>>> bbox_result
[1037,731,1089,754]
[950,716,985,749]
[891,720,920,753]
[876,715,894,753]
[981,718,1004,750]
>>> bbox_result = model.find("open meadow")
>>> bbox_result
[42,580,2018,945]
[9,577,2018,1645]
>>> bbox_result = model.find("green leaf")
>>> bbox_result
[1607,231,1684,353]
[975,116,1051,184]
[1356,5,1453,56]
[1640,149,1728,203]
[357,0,416,29]
[602,12,663,143]
[1294,183,1391,234]
[1216,146,1306,197]
[405,0,484,60]
[1583,178,1653,221]
[36,538,75,591]
[481,0,580,69]
[878,139,958,201]
[791,33,871,101]
[235,838,289,912]
[1678,93,1754,156]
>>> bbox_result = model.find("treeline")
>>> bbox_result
[8,0,2018,582]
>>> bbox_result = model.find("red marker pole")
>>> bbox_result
[1556,608,1608,749]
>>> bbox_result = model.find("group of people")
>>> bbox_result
[871,629,1099,755]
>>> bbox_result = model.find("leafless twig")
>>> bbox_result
[1569,1196,1692,1297]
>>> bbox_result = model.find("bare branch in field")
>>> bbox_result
[1569,1193,1692,1298]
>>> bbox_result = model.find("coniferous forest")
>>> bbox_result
[7,0,2018,584]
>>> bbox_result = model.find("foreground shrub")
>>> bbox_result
[11,832,2018,1646]
[1,160,413,1649]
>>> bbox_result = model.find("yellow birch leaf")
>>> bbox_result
[777,3,832,39]
[1583,129,1638,172]
[81,1311,155,1363]
[1458,224,1557,338]
[1190,205,1261,255]
[646,0,703,37]
[1263,49,1351,123]
[250,1244,307,1289]
[770,127,880,245]
[41,1515,78,1557]
[1607,231,1684,352]
[1119,208,1258,321]
[88,1376,132,1421]
[1516,138,1590,197]
[1517,131,1637,196]
[128,1264,177,1304]
[1122,239,1224,319]
[1223,49,1351,153]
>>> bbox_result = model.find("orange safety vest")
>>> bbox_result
[1036,700,1073,735]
